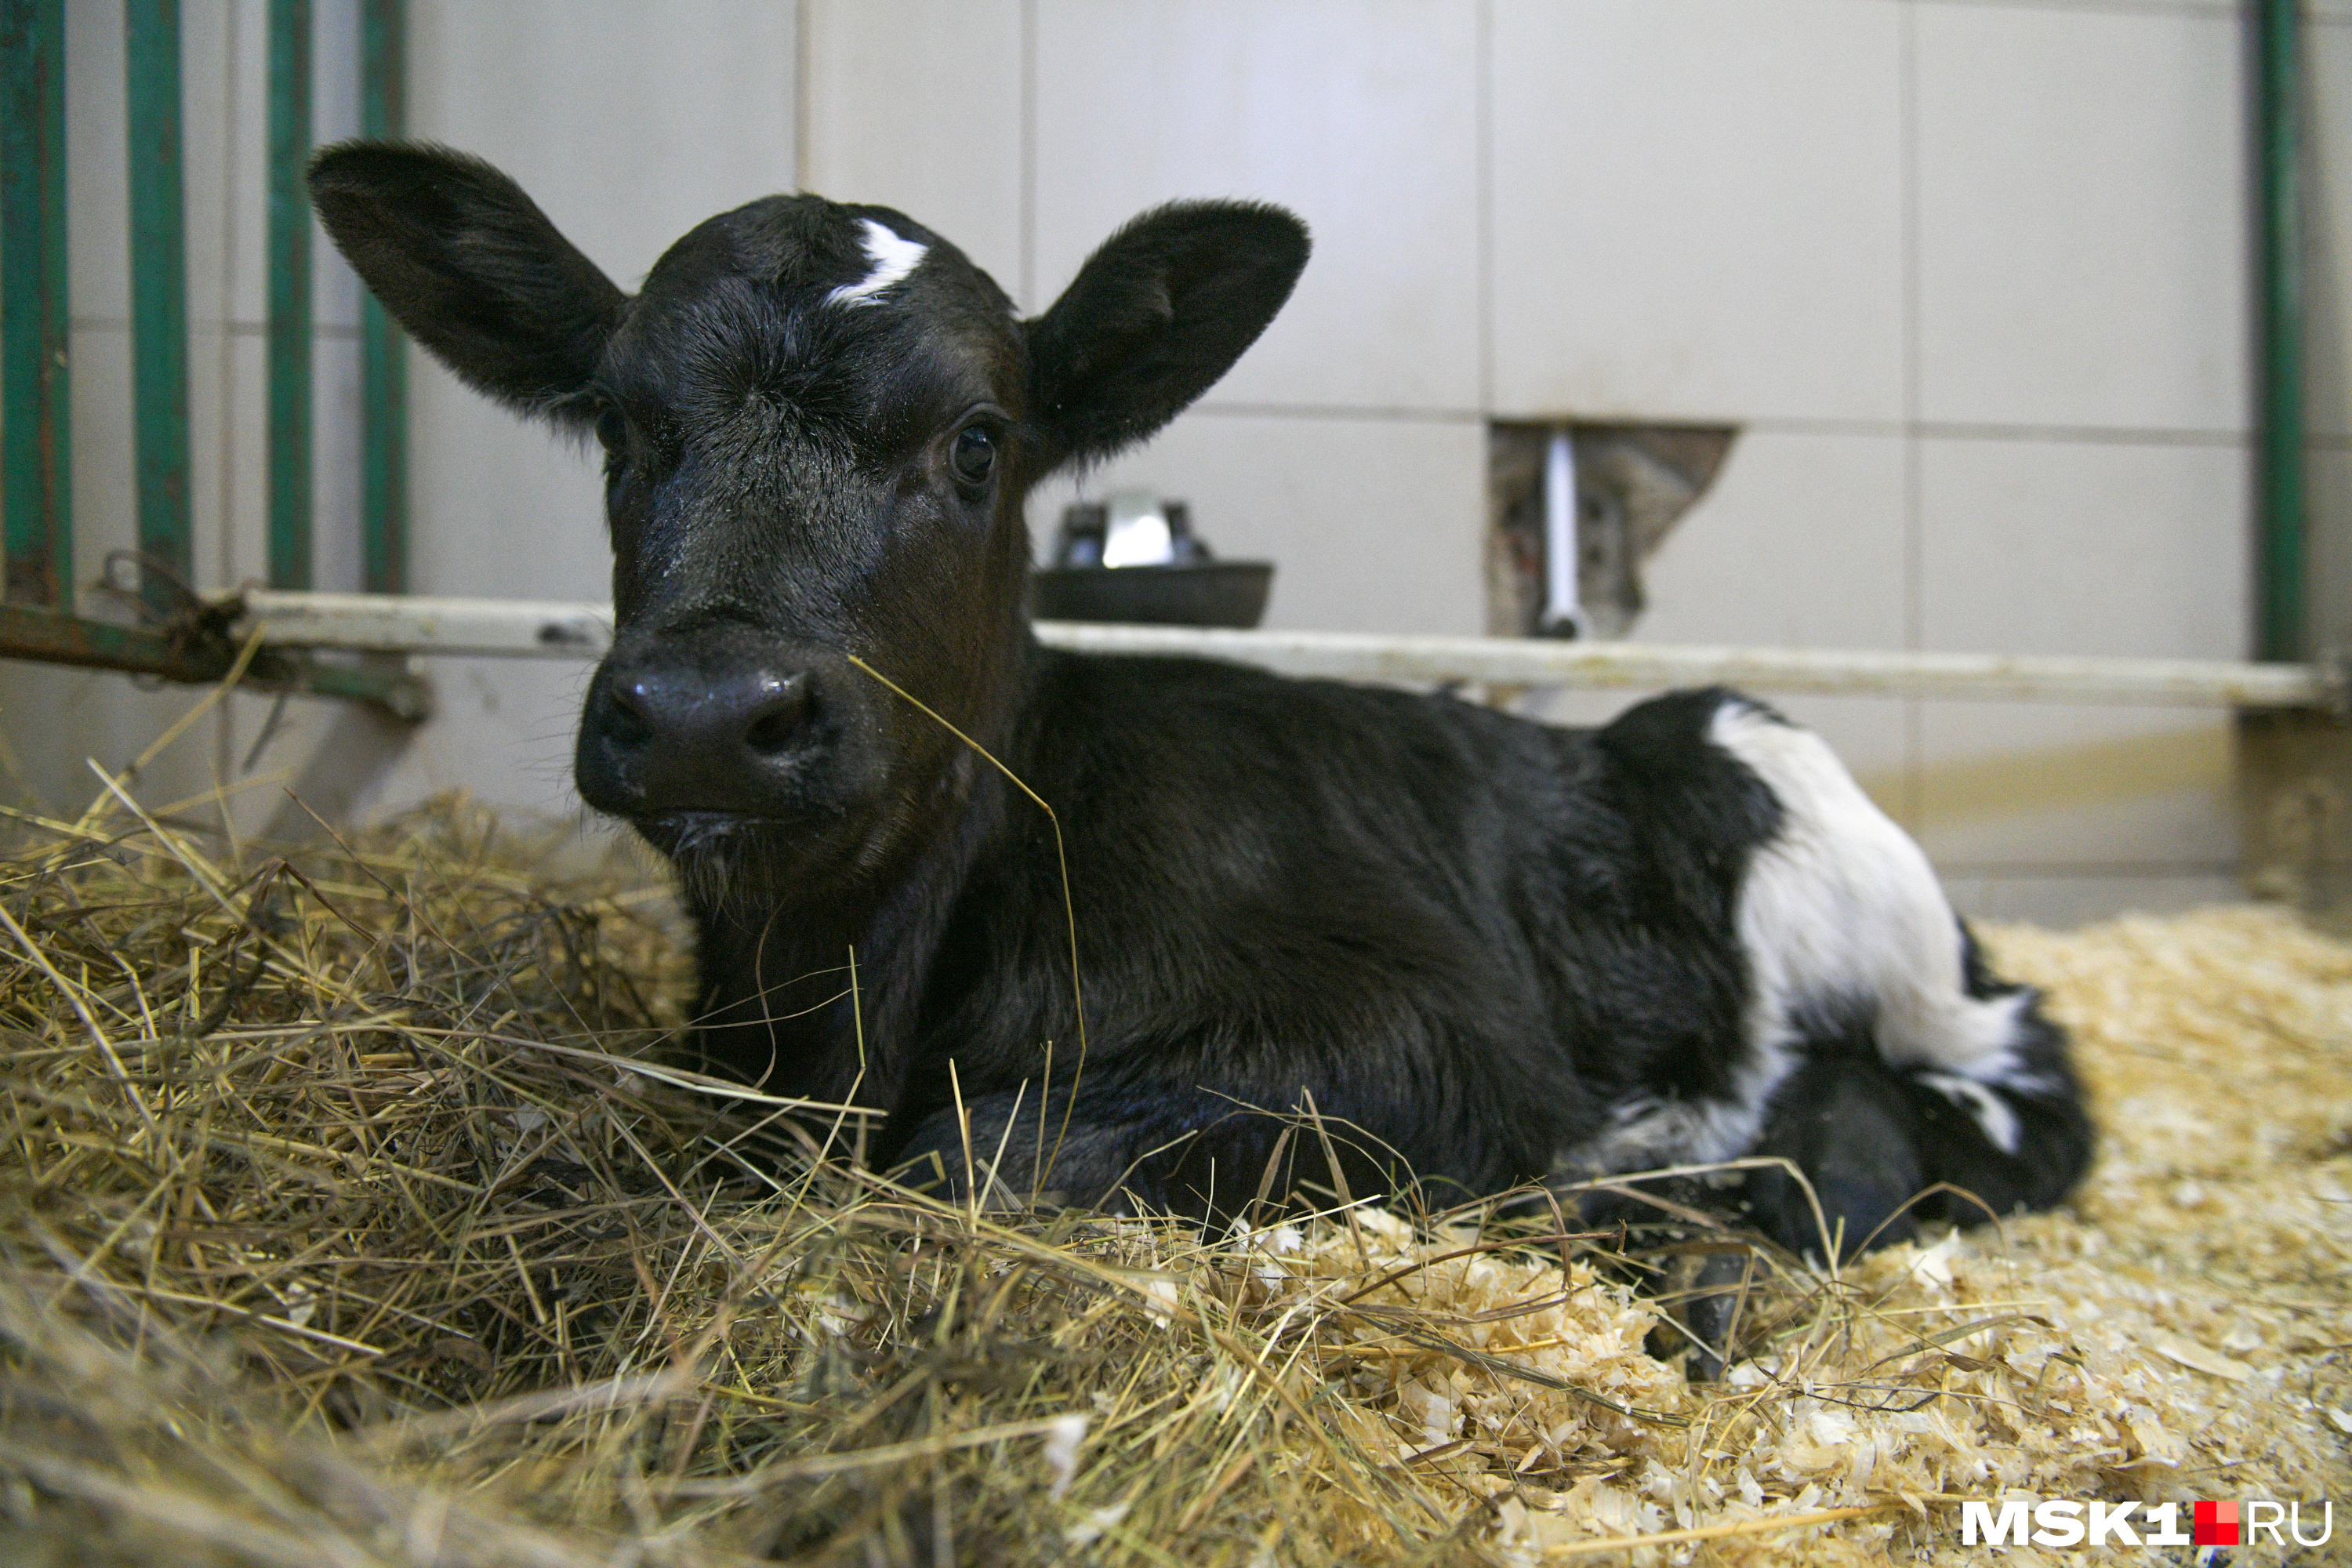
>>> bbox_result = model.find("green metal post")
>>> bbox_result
[1,0,73,608]
[127,0,192,617]
[2256,0,2306,662]
[267,0,312,590]
[359,0,405,593]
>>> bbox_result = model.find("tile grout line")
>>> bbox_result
[1177,401,2292,447]
[793,0,813,194]
[1474,0,1494,419]
[1913,0,2251,20]
[1019,0,1036,315]
[1900,0,1926,830]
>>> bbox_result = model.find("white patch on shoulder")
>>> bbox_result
[826,218,928,309]
[1711,699,2035,1148]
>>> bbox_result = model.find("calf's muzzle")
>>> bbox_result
[575,636,840,818]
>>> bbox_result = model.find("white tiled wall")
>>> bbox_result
[14,0,2347,928]
[1490,0,1907,425]
[1913,4,2249,434]
[1034,1,1485,412]
[1003,0,2288,924]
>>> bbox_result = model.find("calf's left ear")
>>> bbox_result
[1025,201,1308,469]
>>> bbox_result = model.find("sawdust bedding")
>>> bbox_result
[0,792,2346,1566]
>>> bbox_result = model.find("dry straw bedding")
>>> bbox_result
[0,786,2346,1565]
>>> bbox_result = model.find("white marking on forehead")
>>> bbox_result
[826,217,928,308]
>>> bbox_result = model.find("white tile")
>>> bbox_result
[220,0,270,328]
[214,327,343,597]
[1027,411,1486,636]
[178,0,249,328]
[408,349,611,603]
[1940,870,2244,932]
[180,323,245,591]
[1919,437,2249,662]
[65,0,128,324]
[1915,5,2249,431]
[2308,18,2352,442]
[211,329,270,590]
[1915,437,2249,868]
[1914,708,2240,866]
[67,328,135,610]
[1488,0,1904,424]
[800,0,1025,302]
[406,0,798,289]
[1920,2,2239,16]
[310,328,365,593]
[1032,0,1481,412]
[2311,445,2352,648]
[1635,430,1908,652]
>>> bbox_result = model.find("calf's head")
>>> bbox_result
[310,143,1307,891]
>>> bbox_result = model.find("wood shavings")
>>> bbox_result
[2,791,2347,1563]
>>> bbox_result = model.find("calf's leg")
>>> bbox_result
[887,1083,1399,1223]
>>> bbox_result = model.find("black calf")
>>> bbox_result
[310,143,2092,1268]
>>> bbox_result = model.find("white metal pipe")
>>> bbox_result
[1541,430,1580,635]
[236,590,2336,710]
[242,590,614,658]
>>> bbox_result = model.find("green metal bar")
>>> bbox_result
[267,0,312,589]
[0,601,430,720]
[2256,0,2306,662]
[126,0,192,618]
[1,0,73,608]
[358,0,406,594]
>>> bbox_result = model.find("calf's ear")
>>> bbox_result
[1025,201,1308,468]
[309,141,625,428]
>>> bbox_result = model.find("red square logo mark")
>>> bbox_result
[2194,1501,2241,1546]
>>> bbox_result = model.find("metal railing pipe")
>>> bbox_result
[267,0,312,589]
[1,0,73,608]
[2255,0,2307,662]
[234,591,2341,712]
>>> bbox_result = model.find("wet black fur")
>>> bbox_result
[311,143,2092,1259]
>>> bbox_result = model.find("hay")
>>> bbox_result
[1,775,2347,1564]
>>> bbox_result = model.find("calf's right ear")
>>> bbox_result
[309,141,625,428]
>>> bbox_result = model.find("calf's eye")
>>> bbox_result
[595,408,629,457]
[950,425,996,487]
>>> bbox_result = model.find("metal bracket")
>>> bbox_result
[0,597,430,721]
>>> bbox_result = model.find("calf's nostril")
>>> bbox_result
[741,674,812,757]
[603,681,655,747]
